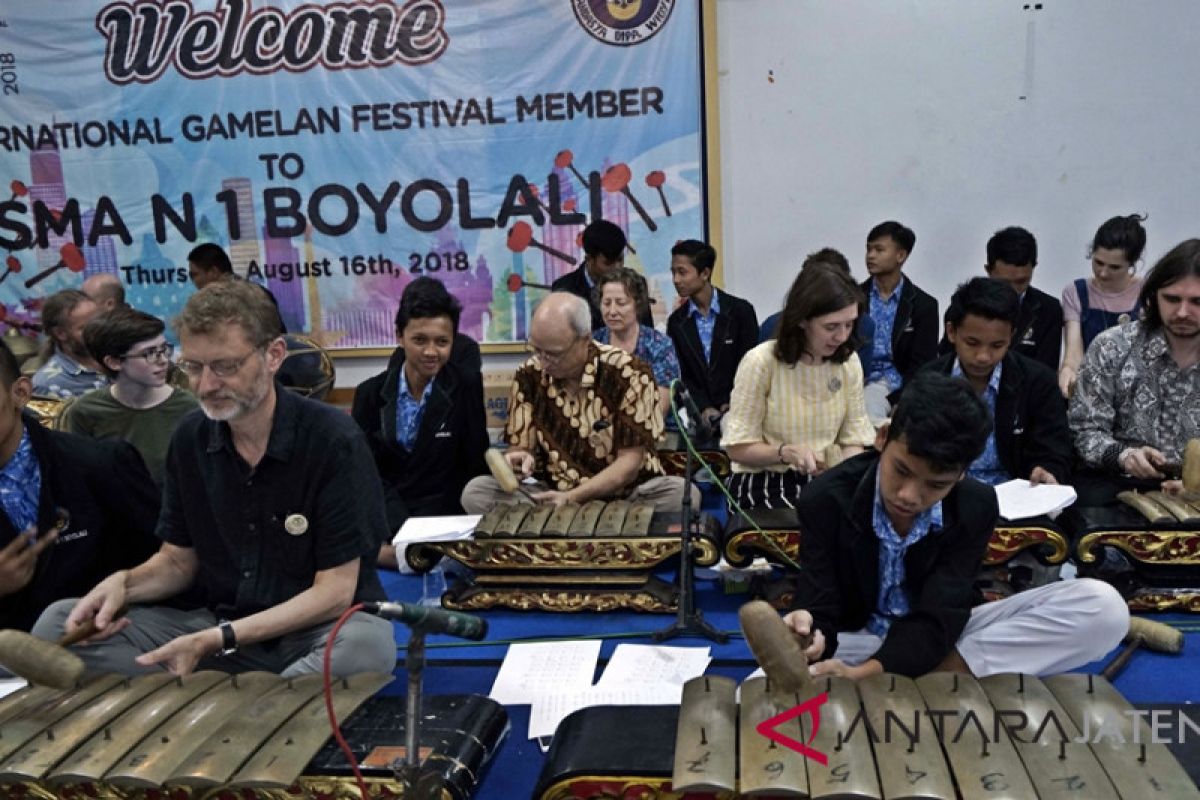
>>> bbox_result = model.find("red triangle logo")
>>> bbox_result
[755,691,829,766]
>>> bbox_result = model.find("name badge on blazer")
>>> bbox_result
[901,323,915,333]
[435,430,452,438]
[723,338,734,345]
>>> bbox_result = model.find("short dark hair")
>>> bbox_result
[581,220,626,263]
[0,340,20,387]
[83,307,166,378]
[986,226,1038,268]
[888,372,992,473]
[867,220,916,254]
[187,242,233,274]
[945,277,1020,329]
[395,276,462,335]
[774,264,864,366]
[1091,214,1148,264]
[802,247,852,275]
[671,239,717,276]
[1138,238,1200,333]
[592,266,651,322]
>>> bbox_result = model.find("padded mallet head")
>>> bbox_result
[484,448,521,494]
[1129,617,1184,655]
[0,629,85,689]
[738,600,812,693]
[1183,438,1200,493]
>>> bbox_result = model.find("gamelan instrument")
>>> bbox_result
[536,672,1199,799]
[407,501,720,612]
[0,672,508,800]
[723,509,1069,572]
[1075,501,1200,612]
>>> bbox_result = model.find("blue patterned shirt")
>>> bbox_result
[594,325,681,389]
[0,427,40,534]
[953,360,1010,486]
[866,277,905,392]
[688,291,722,363]
[867,464,943,637]
[395,367,434,451]
[31,351,109,399]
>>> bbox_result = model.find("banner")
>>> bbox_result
[0,0,705,350]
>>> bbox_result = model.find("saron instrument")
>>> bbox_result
[536,672,1198,799]
[407,501,721,613]
[0,672,509,800]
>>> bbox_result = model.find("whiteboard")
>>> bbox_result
[715,0,1200,322]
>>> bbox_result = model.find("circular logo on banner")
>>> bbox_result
[573,0,677,46]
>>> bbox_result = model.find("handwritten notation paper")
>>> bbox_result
[490,641,712,742]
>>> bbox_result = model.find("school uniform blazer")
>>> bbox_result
[861,276,939,382]
[352,353,489,532]
[1012,286,1064,371]
[667,288,760,412]
[551,265,653,330]
[920,351,1072,484]
[0,417,161,631]
[792,452,997,677]
[937,285,1064,372]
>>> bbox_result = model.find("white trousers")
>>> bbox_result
[831,578,1128,677]
[863,379,893,427]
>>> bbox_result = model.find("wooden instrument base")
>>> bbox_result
[442,574,681,613]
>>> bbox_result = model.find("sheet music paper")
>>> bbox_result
[593,644,712,689]
[993,479,1078,520]
[488,640,601,706]
[528,682,683,739]
[391,514,479,574]
[0,678,27,700]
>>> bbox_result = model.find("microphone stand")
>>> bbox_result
[395,628,444,800]
[654,401,728,644]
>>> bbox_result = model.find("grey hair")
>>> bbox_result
[544,291,595,338]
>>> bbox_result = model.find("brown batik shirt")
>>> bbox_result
[505,342,665,492]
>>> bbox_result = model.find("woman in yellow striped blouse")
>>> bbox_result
[722,263,875,508]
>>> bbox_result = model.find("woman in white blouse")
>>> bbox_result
[722,263,875,509]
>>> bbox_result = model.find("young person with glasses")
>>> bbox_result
[60,308,197,488]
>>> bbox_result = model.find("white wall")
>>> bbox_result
[715,0,1200,321]
[335,0,1200,386]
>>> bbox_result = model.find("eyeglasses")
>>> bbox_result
[528,336,583,364]
[120,343,174,363]
[176,350,258,378]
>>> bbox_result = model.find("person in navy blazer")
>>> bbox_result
[666,240,759,434]
[352,278,488,569]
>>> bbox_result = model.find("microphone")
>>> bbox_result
[673,384,712,439]
[361,601,488,641]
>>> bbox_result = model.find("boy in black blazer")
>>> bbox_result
[937,226,1064,371]
[352,278,488,569]
[771,373,1124,680]
[860,220,938,423]
[927,277,1071,487]
[666,240,758,434]
[550,219,651,330]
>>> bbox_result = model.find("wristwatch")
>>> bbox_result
[217,620,238,656]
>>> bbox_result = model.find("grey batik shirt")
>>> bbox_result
[1068,322,1200,472]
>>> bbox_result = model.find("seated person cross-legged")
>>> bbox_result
[32,280,395,677]
[1067,239,1200,514]
[722,264,874,510]
[352,278,488,569]
[770,372,1127,681]
[460,292,697,514]
[920,277,1071,488]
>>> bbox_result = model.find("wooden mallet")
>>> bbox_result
[1101,617,1184,681]
[738,600,814,693]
